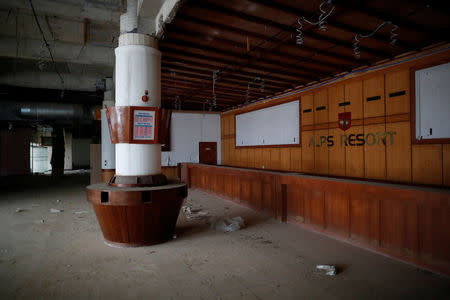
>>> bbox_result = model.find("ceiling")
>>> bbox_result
[0,0,449,112]
[159,0,450,111]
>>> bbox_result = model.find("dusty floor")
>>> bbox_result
[0,175,449,299]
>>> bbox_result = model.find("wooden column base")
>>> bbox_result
[86,182,187,246]
[109,174,168,187]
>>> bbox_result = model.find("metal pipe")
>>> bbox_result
[15,102,98,121]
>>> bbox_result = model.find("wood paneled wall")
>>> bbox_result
[221,51,450,187]
[182,163,450,275]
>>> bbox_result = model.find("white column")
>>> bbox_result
[114,33,161,176]
[101,77,115,170]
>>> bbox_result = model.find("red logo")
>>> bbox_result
[338,112,351,131]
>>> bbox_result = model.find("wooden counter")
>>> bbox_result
[180,163,450,276]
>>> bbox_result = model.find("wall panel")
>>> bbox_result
[287,183,302,222]
[328,84,345,123]
[307,189,325,228]
[380,197,418,258]
[444,144,450,187]
[301,94,314,126]
[364,124,387,180]
[325,191,349,236]
[314,129,329,174]
[241,148,249,168]
[412,144,442,185]
[314,89,328,124]
[345,125,365,178]
[345,80,363,119]
[329,128,346,176]
[254,148,263,169]
[302,131,314,172]
[386,122,412,182]
[350,192,380,247]
[262,149,271,170]
[279,148,291,171]
[270,148,281,170]
[290,148,302,172]
[385,69,410,115]
[247,148,255,169]
[363,75,385,118]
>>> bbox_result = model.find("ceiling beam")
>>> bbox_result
[187,1,393,59]
[162,78,267,98]
[159,39,321,81]
[246,0,418,51]
[176,14,368,66]
[162,62,292,89]
[161,47,306,82]
[163,55,300,86]
[161,72,274,95]
[162,67,284,91]
[338,0,450,39]
[168,26,344,73]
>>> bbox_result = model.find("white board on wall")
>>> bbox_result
[415,62,450,140]
[235,100,300,147]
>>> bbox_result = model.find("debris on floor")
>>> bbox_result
[50,208,63,213]
[209,216,246,232]
[316,265,337,276]
[182,206,208,220]
[15,208,24,213]
[74,211,88,214]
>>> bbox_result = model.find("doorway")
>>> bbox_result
[199,142,217,165]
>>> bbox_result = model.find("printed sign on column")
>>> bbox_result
[133,110,155,140]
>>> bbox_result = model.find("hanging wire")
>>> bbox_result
[174,95,181,110]
[28,0,64,92]
[390,24,399,46]
[245,76,265,103]
[203,99,213,111]
[212,69,220,108]
[296,18,304,46]
[353,21,398,59]
[296,0,335,46]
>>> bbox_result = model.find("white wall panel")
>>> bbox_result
[161,112,221,166]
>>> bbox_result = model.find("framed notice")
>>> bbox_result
[131,107,159,144]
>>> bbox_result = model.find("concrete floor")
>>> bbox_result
[0,175,449,299]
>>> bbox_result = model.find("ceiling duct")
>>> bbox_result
[15,102,98,121]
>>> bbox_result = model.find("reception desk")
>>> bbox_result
[180,163,450,276]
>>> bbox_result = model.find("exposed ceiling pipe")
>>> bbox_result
[14,102,99,121]
[120,0,138,34]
